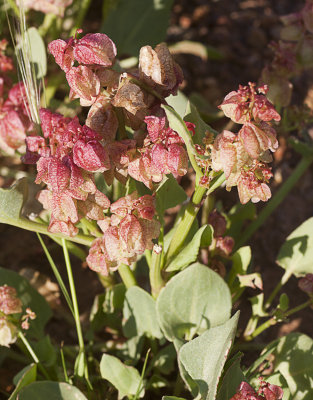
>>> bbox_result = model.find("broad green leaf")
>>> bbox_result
[276,217,313,284]
[100,354,144,398]
[156,263,232,341]
[166,225,213,272]
[115,335,144,366]
[268,332,313,399]
[179,312,240,400]
[0,267,51,338]
[167,90,188,118]
[103,283,126,313]
[101,0,174,56]
[216,356,245,400]
[26,27,47,79]
[123,286,162,339]
[18,382,87,399]
[228,246,251,290]
[156,175,187,214]
[0,178,28,223]
[31,336,56,366]
[9,364,37,400]
[184,101,217,145]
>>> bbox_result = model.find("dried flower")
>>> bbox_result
[0,318,18,347]
[0,286,22,315]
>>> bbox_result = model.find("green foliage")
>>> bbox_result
[101,0,174,56]
[0,267,52,338]
[156,263,232,341]
[166,224,213,272]
[100,353,144,398]
[0,178,28,224]
[156,175,187,214]
[277,217,313,284]
[18,382,87,399]
[179,312,239,400]
[216,355,246,400]
[184,100,217,144]
[167,91,188,118]
[266,333,313,399]
[123,286,163,339]
[26,27,47,79]
[9,364,37,400]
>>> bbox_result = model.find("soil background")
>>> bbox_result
[1,0,313,394]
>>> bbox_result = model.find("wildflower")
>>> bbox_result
[230,380,283,400]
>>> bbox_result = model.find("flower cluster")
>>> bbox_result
[87,192,160,275]
[0,285,22,347]
[25,108,111,236]
[0,40,33,155]
[212,83,280,204]
[230,381,283,400]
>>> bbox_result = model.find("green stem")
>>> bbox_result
[61,239,89,381]
[265,281,283,309]
[37,233,75,317]
[18,331,50,379]
[0,217,93,246]
[6,0,20,17]
[166,173,225,262]
[118,264,137,289]
[70,0,92,36]
[38,13,57,37]
[235,154,313,250]
[149,250,164,298]
[245,298,313,341]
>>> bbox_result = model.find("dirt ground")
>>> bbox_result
[0,0,312,388]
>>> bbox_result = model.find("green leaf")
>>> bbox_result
[9,364,37,400]
[279,293,289,312]
[115,335,144,366]
[184,101,217,144]
[101,0,174,56]
[277,217,313,284]
[156,263,232,341]
[167,90,188,118]
[0,178,28,223]
[228,246,252,290]
[216,356,245,400]
[31,336,56,367]
[162,397,187,400]
[268,332,313,399]
[123,286,162,339]
[166,225,213,272]
[18,382,87,399]
[100,354,144,398]
[0,267,51,338]
[26,27,47,79]
[179,312,240,400]
[156,175,187,214]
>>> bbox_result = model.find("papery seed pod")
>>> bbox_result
[48,39,74,72]
[73,139,111,172]
[66,66,100,103]
[73,33,117,67]
[208,210,227,237]
[86,100,118,142]
[0,318,18,347]
[0,286,22,315]
[298,274,313,293]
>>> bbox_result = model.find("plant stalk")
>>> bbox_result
[118,264,137,289]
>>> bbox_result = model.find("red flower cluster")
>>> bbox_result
[230,381,283,400]
[212,83,280,204]
[25,109,111,236]
[0,40,33,155]
[87,192,160,275]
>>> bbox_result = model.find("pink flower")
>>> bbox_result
[73,139,111,172]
